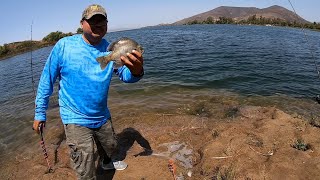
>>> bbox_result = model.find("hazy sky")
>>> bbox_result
[1,0,319,45]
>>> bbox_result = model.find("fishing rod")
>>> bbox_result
[287,0,320,103]
[30,22,53,173]
[39,123,54,173]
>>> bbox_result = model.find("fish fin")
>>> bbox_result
[138,45,144,54]
[107,40,117,51]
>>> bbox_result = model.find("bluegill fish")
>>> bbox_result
[96,37,144,69]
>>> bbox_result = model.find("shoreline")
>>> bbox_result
[0,41,54,61]
[1,102,320,179]
[2,23,320,61]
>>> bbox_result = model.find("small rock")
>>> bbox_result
[187,171,192,177]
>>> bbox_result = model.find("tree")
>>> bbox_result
[187,20,199,25]
[247,15,257,24]
[42,31,73,43]
[216,17,225,24]
[0,44,10,56]
[76,28,83,34]
[205,17,214,24]
[216,17,234,24]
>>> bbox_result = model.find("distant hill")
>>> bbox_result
[173,5,310,25]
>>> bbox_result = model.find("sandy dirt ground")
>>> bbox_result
[1,105,320,180]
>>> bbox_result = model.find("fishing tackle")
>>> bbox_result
[30,22,53,173]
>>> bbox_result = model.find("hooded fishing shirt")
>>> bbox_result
[34,34,142,128]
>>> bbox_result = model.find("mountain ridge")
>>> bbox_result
[173,5,309,25]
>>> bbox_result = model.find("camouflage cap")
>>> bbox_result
[82,4,107,20]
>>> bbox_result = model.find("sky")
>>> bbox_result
[1,0,319,45]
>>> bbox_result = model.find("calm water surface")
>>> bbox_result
[1,24,320,162]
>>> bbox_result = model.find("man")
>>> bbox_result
[32,4,144,179]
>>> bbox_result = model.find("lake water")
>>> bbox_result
[1,24,320,163]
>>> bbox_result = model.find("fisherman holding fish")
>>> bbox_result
[32,4,144,179]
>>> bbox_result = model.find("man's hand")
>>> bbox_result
[120,50,144,76]
[33,120,45,134]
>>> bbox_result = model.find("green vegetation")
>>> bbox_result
[185,15,320,31]
[76,27,83,34]
[0,29,82,60]
[0,41,52,60]
[42,31,73,43]
[291,139,311,151]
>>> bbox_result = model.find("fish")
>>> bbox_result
[96,37,144,70]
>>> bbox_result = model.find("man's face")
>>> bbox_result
[82,14,108,40]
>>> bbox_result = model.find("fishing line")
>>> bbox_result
[287,0,320,102]
[30,21,36,99]
[287,0,320,78]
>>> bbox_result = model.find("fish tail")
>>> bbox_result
[96,55,112,70]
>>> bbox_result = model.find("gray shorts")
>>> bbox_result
[64,120,117,180]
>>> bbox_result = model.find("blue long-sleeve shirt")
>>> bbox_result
[35,34,142,128]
